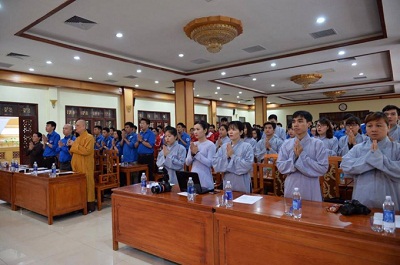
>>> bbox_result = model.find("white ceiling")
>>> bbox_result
[0,0,399,106]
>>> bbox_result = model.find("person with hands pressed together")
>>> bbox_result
[338,116,367,156]
[135,118,155,180]
[156,126,186,184]
[382,105,400,142]
[341,112,400,210]
[215,124,230,150]
[277,111,329,202]
[255,122,283,162]
[213,121,254,193]
[67,120,95,212]
[56,124,75,170]
[26,132,44,168]
[121,122,138,164]
[93,125,103,151]
[42,121,61,169]
[186,121,216,191]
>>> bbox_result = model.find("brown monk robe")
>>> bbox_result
[68,120,95,212]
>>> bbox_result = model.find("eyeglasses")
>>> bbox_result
[345,123,358,128]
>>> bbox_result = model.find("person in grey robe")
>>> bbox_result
[215,124,230,150]
[277,111,329,202]
[338,116,368,156]
[213,121,254,193]
[156,126,186,185]
[255,122,283,162]
[267,114,286,141]
[186,121,216,190]
[243,122,257,154]
[382,104,400,143]
[315,117,338,156]
[341,112,400,211]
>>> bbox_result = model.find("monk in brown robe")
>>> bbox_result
[68,119,95,212]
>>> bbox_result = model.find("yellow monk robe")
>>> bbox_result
[70,130,95,202]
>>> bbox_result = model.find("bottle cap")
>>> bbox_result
[227,180,231,184]
[294,187,299,191]
[189,177,192,180]
[386,195,391,200]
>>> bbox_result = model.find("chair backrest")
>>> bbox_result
[320,156,342,200]
[252,163,264,193]
[94,150,102,172]
[98,150,120,184]
[263,154,286,197]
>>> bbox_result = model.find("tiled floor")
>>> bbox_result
[0,199,177,265]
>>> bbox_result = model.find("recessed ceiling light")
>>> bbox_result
[239,91,242,94]
[237,96,240,98]
[74,56,80,60]
[219,98,222,100]
[270,62,276,67]
[221,72,226,76]
[178,53,184,57]
[88,77,93,80]
[108,72,113,76]
[196,94,200,97]
[116,33,123,38]
[172,90,175,93]
[28,68,34,72]
[215,92,218,94]
[217,86,220,90]
[193,87,195,90]
[352,62,357,66]
[252,78,257,81]
[238,101,240,103]
[46,61,52,64]
[316,17,326,24]
[136,69,142,73]
[359,72,364,76]
[271,84,275,87]
[338,50,345,56]
[267,101,271,104]
[155,81,159,84]
[135,84,139,87]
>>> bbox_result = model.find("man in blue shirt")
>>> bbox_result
[176,122,191,152]
[93,125,103,150]
[121,122,138,163]
[135,118,156,180]
[56,124,76,170]
[42,121,61,169]
[101,127,113,150]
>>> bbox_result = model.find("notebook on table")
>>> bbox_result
[176,171,214,194]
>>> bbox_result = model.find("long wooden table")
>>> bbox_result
[12,172,87,224]
[0,169,13,206]
[112,185,400,265]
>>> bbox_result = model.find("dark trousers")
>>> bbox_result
[43,156,57,169]
[138,153,154,181]
[59,161,72,171]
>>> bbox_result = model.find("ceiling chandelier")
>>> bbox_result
[290,73,323,89]
[323,90,346,101]
[184,16,243,53]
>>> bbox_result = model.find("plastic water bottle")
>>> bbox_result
[225,181,233,208]
[10,159,15,172]
[15,161,19,172]
[140,172,147,194]
[383,195,396,234]
[51,163,57,178]
[187,177,195,202]
[121,155,124,166]
[32,161,38,176]
[340,172,345,184]
[292,187,302,219]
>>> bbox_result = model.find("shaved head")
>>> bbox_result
[75,120,86,134]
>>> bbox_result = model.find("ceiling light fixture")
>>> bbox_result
[215,92,218,94]
[352,62,357,66]
[116,33,123,38]
[108,72,113,76]
[88,77,93,80]
[290,73,322,89]
[323,90,346,101]
[179,54,184,57]
[135,84,139,87]
[252,78,257,81]
[219,98,222,100]
[338,50,345,56]
[172,90,175,93]
[270,63,276,67]
[237,96,240,98]
[136,69,142,73]
[271,84,275,87]
[183,16,243,53]
[29,68,34,72]
[46,61,52,64]
[74,56,80,60]
[359,72,364,76]
[221,72,226,76]
[155,81,159,84]
[316,17,326,24]
[239,91,242,94]
[217,86,220,89]
[197,94,200,97]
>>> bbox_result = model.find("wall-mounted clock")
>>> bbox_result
[338,103,347,111]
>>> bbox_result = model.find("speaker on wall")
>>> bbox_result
[233,109,236,116]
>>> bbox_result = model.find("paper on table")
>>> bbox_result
[374,212,400,228]
[177,192,188,197]
[233,195,262,204]
[58,171,74,175]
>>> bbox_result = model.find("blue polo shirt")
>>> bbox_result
[122,132,138,162]
[94,135,104,150]
[56,135,76,162]
[103,136,113,149]
[138,129,155,155]
[334,128,345,140]
[43,131,60,157]
[178,132,191,151]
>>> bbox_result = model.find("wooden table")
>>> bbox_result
[119,164,149,185]
[0,169,13,206]
[112,187,400,265]
[12,172,87,224]
[112,185,215,265]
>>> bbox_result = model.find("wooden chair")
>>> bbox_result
[95,150,120,211]
[263,154,286,197]
[319,156,342,201]
[252,163,264,194]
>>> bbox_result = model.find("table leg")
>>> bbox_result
[113,240,119,251]
[48,216,53,225]
[126,172,131,185]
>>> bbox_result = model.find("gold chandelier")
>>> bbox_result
[323,90,346,101]
[290,73,323,89]
[184,16,243,53]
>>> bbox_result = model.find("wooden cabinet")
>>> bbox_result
[66,106,116,132]
[138,110,170,128]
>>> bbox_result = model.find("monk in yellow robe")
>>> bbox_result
[68,119,95,212]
